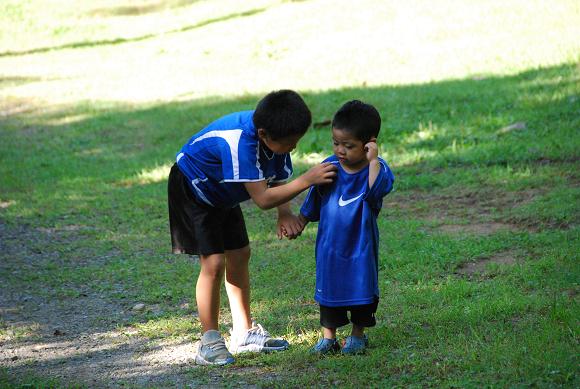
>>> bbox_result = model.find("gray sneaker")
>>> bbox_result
[228,323,289,354]
[195,330,235,365]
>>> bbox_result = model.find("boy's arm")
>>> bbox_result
[272,184,303,239]
[363,141,395,210]
[244,162,337,210]
[298,213,310,227]
[365,141,380,188]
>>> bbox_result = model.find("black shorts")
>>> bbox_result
[319,298,379,329]
[168,163,249,256]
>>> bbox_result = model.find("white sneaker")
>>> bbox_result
[228,323,289,354]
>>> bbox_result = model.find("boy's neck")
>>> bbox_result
[339,160,369,174]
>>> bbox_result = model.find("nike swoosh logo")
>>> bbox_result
[338,193,364,207]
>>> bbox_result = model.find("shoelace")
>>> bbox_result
[248,323,270,337]
[239,323,271,346]
[205,338,228,352]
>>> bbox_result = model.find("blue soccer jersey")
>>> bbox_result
[176,111,293,208]
[300,155,394,307]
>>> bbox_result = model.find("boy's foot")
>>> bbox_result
[310,338,340,355]
[195,330,235,366]
[341,335,369,355]
[229,323,289,354]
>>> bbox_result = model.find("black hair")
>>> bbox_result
[253,90,312,140]
[331,100,381,143]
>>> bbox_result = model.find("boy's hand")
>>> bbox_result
[302,162,337,186]
[277,213,304,240]
[365,141,379,162]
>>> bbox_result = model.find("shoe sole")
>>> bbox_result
[230,344,289,354]
[310,342,340,355]
[195,354,235,366]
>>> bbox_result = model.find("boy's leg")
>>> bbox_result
[195,253,235,365]
[311,306,345,354]
[311,326,341,354]
[351,324,365,338]
[322,327,337,339]
[225,245,290,354]
[342,302,376,355]
[224,245,253,333]
[225,245,289,354]
[196,253,226,332]
[342,324,369,355]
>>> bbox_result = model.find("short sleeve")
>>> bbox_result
[300,185,322,222]
[364,159,394,211]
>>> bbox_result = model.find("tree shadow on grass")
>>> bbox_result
[0,62,578,387]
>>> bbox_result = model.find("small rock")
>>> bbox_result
[11,355,18,361]
[53,329,65,336]
[132,303,146,311]
[498,122,526,134]
[179,302,190,310]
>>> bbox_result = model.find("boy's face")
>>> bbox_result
[332,128,368,171]
[258,129,302,154]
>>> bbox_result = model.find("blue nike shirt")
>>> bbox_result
[300,155,394,307]
[176,110,293,208]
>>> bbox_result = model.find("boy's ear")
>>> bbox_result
[257,128,267,140]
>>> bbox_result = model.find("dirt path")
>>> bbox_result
[0,221,207,387]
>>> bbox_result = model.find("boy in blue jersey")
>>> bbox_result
[168,90,337,365]
[299,100,394,355]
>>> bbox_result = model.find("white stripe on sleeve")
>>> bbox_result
[191,129,243,179]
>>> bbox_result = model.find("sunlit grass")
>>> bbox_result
[126,163,173,185]
[1,0,579,106]
[130,315,200,339]
[0,320,41,342]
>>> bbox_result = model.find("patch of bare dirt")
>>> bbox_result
[438,222,516,235]
[384,188,544,234]
[0,220,204,387]
[455,251,519,278]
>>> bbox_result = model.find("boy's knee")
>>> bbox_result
[200,255,226,278]
[226,245,251,262]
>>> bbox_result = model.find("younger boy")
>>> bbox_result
[299,100,394,355]
[168,90,337,365]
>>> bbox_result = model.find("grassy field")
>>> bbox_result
[1,0,579,387]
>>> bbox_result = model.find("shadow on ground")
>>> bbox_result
[0,62,578,387]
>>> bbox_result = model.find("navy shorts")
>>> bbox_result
[168,163,249,256]
[319,298,379,329]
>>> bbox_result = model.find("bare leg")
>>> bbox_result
[351,324,365,338]
[196,253,225,333]
[322,326,337,339]
[224,245,253,333]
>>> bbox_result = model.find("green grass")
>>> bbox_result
[1,0,579,387]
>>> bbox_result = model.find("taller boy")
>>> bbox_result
[168,90,337,365]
